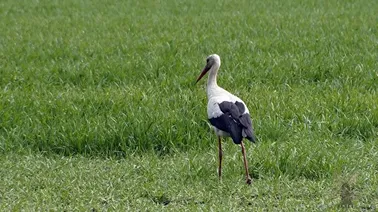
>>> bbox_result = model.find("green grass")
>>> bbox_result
[0,0,377,210]
[1,151,377,211]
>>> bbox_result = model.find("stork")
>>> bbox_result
[196,54,256,185]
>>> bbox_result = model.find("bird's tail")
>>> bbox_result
[243,129,256,143]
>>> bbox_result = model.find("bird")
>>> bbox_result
[196,54,256,185]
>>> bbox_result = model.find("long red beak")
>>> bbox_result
[196,65,211,84]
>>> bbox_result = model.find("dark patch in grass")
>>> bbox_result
[360,205,376,211]
[340,182,354,208]
[142,192,171,206]
[141,192,206,206]
[152,194,171,206]
[101,199,109,206]
[249,167,260,180]
[339,175,357,209]
[32,183,46,191]
[194,200,205,205]
[153,144,172,157]
[251,194,259,199]
[239,193,263,206]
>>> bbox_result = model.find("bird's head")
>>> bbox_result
[196,54,221,83]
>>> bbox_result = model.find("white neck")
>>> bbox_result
[206,63,221,96]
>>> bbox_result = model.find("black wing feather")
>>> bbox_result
[209,113,243,143]
[209,101,256,144]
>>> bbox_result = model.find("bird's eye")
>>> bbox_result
[206,58,210,63]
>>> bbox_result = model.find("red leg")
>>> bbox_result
[218,136,222,181]
[241,141,252,185]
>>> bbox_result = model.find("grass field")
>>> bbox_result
[1,0,377,210]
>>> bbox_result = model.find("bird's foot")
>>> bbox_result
[246,178,252,185]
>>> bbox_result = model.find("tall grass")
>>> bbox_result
[1,0,378,209]
[0,0,377,162]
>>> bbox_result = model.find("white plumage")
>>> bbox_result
[196,54,256,185]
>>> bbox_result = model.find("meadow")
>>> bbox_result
[0,0,377,210]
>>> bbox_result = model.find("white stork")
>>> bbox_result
[196,54,256,185]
